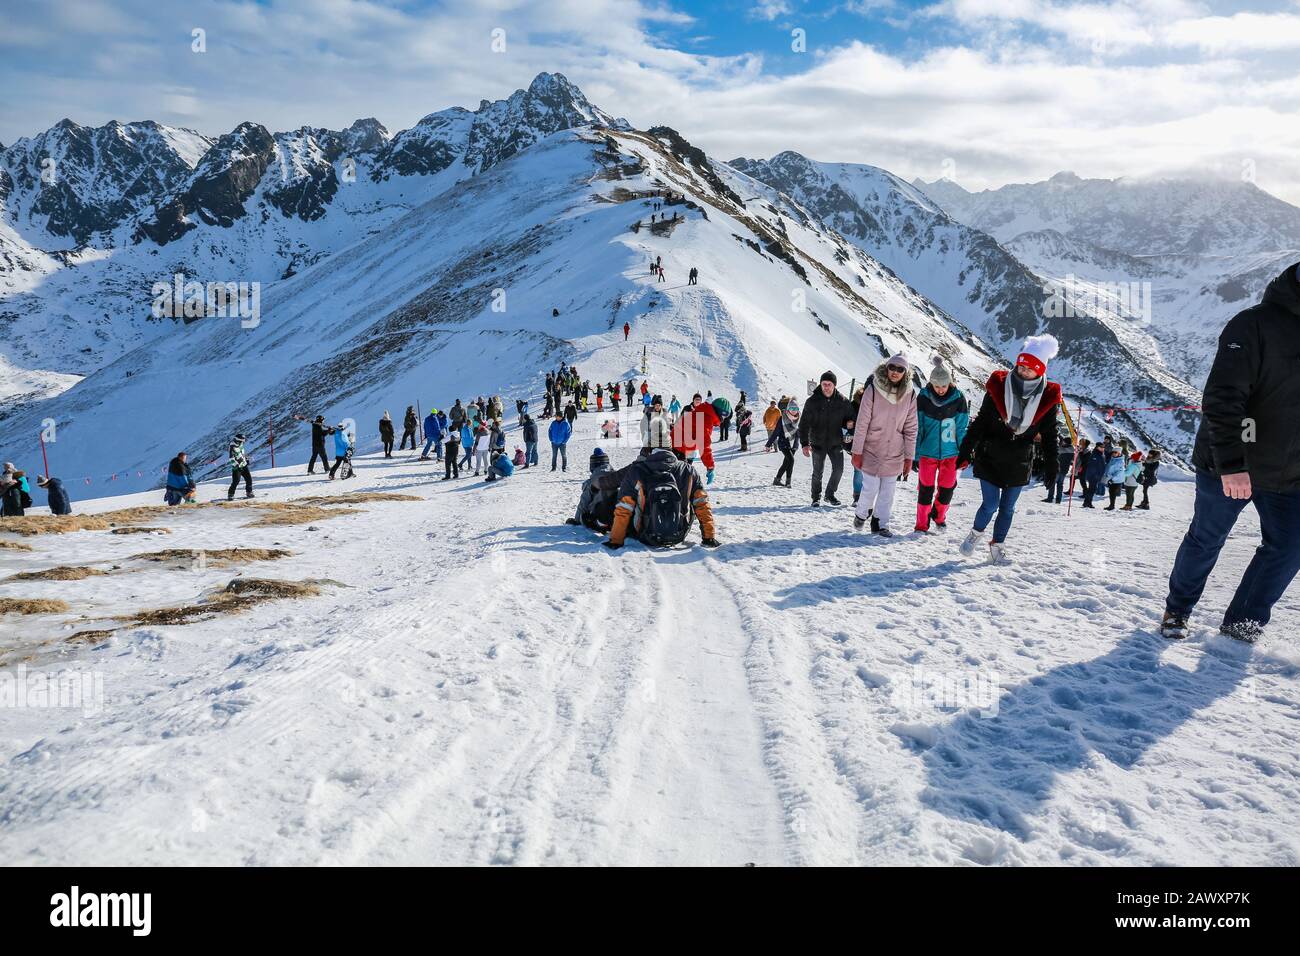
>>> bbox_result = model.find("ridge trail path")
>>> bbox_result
[1,426,1297,866]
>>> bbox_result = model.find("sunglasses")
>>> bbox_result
[886,364,907,374]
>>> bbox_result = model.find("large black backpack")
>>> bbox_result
[639,465,690,547]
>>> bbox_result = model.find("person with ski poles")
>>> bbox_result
[956,335,1061,563]
[851,355,918,537]
[421,408,445,460]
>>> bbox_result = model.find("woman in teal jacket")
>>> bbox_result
[913,361,969,531]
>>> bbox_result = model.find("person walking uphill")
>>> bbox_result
[956,335,1061,563]
[851,356,917,536]
[914,359,969,531]
[549,412,572,472]
[1162,263,1300,643]
[773,399,801,487]
[227,433,254,500]
[799,371,855,507]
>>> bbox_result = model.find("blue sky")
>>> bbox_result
[3,1,1300,201]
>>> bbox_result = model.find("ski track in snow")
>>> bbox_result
[1,419,1299,866]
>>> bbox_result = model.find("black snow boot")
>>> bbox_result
[1160,610,1189,640]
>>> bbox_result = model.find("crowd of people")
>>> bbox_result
[4,265,1297,643]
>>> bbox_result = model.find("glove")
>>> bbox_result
[565,517,580,525]
[851,453,863,471]
[706,469,715,484]
[603,541,623,551]
[701,537,721,548]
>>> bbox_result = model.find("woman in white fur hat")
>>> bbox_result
[955,335,1062,563]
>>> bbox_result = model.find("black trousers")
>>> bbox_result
[309,444,330,472]
[810,446,844,500]
[776,450,794,485]
[228,466,252,497]
[444,447,460,478]
[400,428,416,450]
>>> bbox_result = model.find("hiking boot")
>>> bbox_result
[870,516,880,534]
[811,498,821,508]
[876,526,895,538]
[244,492,256,499]
[933,518,946,531]
[853,515,867,531]
[1160,610,1189,640]
[1136,502,1150,510]
[959,528,985,557]
[988,542,1008,564]
[825,494,842,507]
[1220,620,1263,644]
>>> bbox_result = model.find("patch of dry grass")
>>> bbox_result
[67,629,115,645]
[296,492,421,506]
[6,565,108,582]
[120,577,327,627]
[131,547,292,566]
[0,505,170,536]
[0,539,34,551]
[110,526,171,535]
[0,597,70,615]
[241,505,361,527]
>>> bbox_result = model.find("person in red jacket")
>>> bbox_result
[623,321,630,341]
[671,392,721,483]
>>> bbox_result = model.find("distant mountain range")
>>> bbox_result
[4,72,1298,491]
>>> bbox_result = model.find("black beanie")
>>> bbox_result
[821,370,837,385]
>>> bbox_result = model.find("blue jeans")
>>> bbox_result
[421,436,441,458]
[551,443,567,470]
[1166,470,1300,629]
[526,441,538,465]
[973,479,1024,543]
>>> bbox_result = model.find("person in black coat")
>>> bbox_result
[798,371,855,506]
[294,414,334,473]
[1138,449,1161,509]
[400,406,418,450]
[36,475,72,515]
[956,336,1061,562]
[379,412,396,458]
[1164,263,1300,641]
[521,414,539,468]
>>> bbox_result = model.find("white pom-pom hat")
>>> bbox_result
[1015,334,1059,377]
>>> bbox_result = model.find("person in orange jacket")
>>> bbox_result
[671,392,721,482]
[605,449,720,549]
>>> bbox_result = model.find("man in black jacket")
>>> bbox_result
[1163,263,1300,642]
[799,371,855,506]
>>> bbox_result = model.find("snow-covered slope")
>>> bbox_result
[729,153,1202,455]
[2,432,1295,865]
[1,126,1010,498]
[0,73,630,389]
[915,172,1300,384]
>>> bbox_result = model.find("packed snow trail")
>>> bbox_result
[1,421,1299,866]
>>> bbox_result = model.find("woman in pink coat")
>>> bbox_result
[850,354,918,537]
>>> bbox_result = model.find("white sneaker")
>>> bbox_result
[988,542,1008,565]
[959,529,985,557]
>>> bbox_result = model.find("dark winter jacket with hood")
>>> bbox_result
[42,477,72,515]
[798,386,856,451]
[958,370,1060,488]
[1192,263,1300,491]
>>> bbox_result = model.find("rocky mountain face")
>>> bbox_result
[915,171,1300,385]
[729,151,1203,453]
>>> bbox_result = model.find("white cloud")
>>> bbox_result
[2,0,1298,206]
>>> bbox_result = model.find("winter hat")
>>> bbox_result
[314,415,324,423]
[1130,451,1143,462]
[234,433,245,442]
[887,353,909,370]
[590,447,609,471]
[820,370,837,385]
[2,462,13,472]
[1015,334,1059,377]
[36,475,50,487]
[928,357,952,388]
[785,398,801,417]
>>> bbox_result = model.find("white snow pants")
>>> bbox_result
[854,470,897,527]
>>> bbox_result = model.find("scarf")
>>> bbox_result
[1004,371,1045,435]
